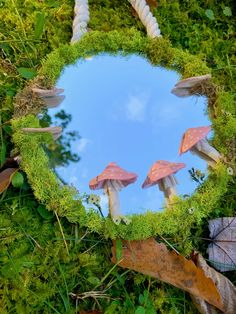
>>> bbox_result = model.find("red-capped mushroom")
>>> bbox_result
[32,87,65,108]
[89,162,137,225]
[171,74,211,97]
[142,160,185,204]
[179,126,221,167]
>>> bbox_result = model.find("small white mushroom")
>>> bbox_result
[104,180,125,225]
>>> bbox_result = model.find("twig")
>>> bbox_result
[26,233,44,250]
[69,290,110,301]
[158,234,180,255]
[55,211,69,255]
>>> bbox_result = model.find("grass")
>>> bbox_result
[0,0,235,313]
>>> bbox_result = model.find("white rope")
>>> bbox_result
[128,0,161,38]
[71,0,90,43]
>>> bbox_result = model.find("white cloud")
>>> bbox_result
[85,56,93,61]
[69,176,78,186]
[77,138,91,153]
[125,95,148,122]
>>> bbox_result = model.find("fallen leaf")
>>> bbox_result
[0,168,19,194]
[207,217,236,271]
[191,252,236,314]
[111,238,223,311]
[0,157,19,171]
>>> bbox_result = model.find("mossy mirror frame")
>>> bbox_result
[12,29,232,245]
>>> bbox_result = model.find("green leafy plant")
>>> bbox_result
[11,172,24,188]
[17,67,37,80]
[205,9,215,21]
[223,6,232,17]
[136,290,156,314]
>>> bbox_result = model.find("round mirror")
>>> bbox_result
[13,31,229,238]
[46,55,211,216]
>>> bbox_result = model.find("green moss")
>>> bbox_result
[38,29,147,85]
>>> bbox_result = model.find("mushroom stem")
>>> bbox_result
[32,87,64,97]
[21,126,62,140]
[104,180,123,225]
[190,138,221,167]
[158,175,177,203]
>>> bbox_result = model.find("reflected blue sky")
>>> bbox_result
[50,55,211,216]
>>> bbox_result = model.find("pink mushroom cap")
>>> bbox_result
[89,162,138,190]
[179,126,211,155]
[142,160,186,189]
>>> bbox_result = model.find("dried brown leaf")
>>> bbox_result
[191,252,236,314]
[111,238,223,311]
[0,168,19,194]
[207,217,236,271]
[0,158,19,172]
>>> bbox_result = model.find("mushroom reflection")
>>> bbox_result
[32,87,65,108]
[89,162,137,224]
[179,126,221,167]
[171,74,212,97]
[142,160,185,205]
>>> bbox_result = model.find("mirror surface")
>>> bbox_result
[48,55,211,216]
